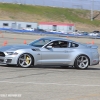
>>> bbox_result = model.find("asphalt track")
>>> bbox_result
[0,32,100,100]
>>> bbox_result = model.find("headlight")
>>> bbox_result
[6,52,18,55]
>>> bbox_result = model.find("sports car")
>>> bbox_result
[0,37,99,69]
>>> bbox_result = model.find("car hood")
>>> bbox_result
[0,44,36,52]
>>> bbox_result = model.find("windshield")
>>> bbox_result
[29,38,51,47]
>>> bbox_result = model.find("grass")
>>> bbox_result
[0,3,100,26]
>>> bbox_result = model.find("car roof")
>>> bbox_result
[41,36,72,42]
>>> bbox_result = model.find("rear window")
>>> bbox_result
[70,42,79,48]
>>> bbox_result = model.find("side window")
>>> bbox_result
[47,41,69,48]
[48,41,60,48]
[69,26,72,30]
[26,25,31,28]
[3,23,8,26]
[59,41,69,48]
[70,42,79,48]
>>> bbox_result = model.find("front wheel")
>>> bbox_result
[74,55,89,69]
[18,53,33,68]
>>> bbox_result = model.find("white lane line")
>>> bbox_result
[0,81,100,87]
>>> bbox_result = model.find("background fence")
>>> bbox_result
[0,28,100,39]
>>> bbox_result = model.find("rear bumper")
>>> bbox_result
[90,59,100,66]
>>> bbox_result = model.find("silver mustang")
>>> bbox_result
[0,37,99,69]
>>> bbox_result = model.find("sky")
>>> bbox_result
[0,0,100,10]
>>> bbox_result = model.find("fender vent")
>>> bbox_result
[32,49,40,51]
[32,49,36,51]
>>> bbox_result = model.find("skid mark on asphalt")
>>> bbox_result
[65,93,100,100]
[65,94,100,100]
[0,81,100,87]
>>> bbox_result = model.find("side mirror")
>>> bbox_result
[46,46,52,49]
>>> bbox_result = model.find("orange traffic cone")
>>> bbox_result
[4,40,8,45]
[23,40,27,44]
[91,40,94,44]
[2,41,7,46]
[14,37,16,40]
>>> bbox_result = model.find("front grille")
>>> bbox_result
[0,52,5,57]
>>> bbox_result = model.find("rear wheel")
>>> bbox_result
[18,53,33,68]
[74,55,89,69]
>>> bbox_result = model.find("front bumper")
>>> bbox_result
[0,55,18,65]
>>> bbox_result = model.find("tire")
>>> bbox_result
[74,55,89,69]
[18,53,33,68]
